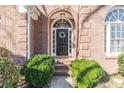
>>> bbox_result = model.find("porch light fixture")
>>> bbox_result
[18,5,27,13]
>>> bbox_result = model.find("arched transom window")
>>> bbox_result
[105,8,124,56]
[53,19,71,28]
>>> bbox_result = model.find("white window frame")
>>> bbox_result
[105,8,124,57]
[106,22,124,57]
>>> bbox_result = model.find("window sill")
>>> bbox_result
[105,53,118,59]
[105,56,117,59]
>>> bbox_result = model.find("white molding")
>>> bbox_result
[105,22,124,57]
[25,6,40,20]
[106,23,111,56]
[27,11,31,59]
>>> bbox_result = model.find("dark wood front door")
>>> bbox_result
[56,29,68,56]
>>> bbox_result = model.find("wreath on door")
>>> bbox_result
[59,32,66,38]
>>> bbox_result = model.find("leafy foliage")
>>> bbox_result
[0,57,20,88]
[24,54,55,88]
[70,59,108,88]
[118,54,124,75]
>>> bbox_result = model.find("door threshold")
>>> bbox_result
[54,56,71,58]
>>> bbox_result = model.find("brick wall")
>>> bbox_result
[78,5,118,74]
[0,5,27,66]
[0,5,119,74]
[33,14,48,54]
[40,5,118,74]
[30,17,35,56]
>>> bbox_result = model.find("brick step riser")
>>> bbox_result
[54,69,71,76]
[54,72,70,76]
[54,60,72,76]
[56,61,71,65]
[55,66,69,70]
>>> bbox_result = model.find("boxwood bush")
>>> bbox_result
[0,57,20,88]
[118,54,124,75]
[70,59,108,88]
[24,54,55,88]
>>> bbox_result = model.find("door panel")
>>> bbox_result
[56,29,68,56]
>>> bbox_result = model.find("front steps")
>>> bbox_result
[54,58,74,76]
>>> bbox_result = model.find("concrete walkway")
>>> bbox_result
[50,76,74,88]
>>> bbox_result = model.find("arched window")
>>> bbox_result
[105,8,124,56]
[53,19,71,28]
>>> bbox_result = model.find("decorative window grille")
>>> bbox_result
[53,19,71,28]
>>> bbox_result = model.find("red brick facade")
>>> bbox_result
[0,5,122,74]
[33,15,48,54]
[0,6,27,65]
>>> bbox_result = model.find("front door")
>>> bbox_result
[56,29,68,56]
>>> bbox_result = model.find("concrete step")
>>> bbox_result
[54,58,73,76]
[55,63,69,70]
[56,61,71,65]
[54,69,71,76]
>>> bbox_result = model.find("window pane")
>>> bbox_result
[111,40,115,46]
[121,16,124,22]
[122,32,124,38]
[110,40,116,53]
[122,24,124,31]
[117,40,120,52]
[53,40,55,43]
[119,13,122,20]
[117,24,121,31]
[53,30,55,34]
[117,31,121,38]
[110,47,115,53]
[53,45,55,48]
[111,16,116,21]
[113,9,118,14]
[53,35,55,39]
[105,16,110,21]
[119,9,124,13]
[111,32,115,38]
[121,47,124,52]
[69,49,72,53]
[53,49,55,53]
[111,24,115,31]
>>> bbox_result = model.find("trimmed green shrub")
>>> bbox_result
[118,54,124,75]
[70,59,108,88]
[0,57,20,88]
[24,54,55,87]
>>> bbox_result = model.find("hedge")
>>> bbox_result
[0,57,20,88]
[118,54,124,75]
[70,59,108,88]
[24,54,55,87]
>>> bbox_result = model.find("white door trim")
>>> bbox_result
[51,27,73,57]
[51,18,73,57]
